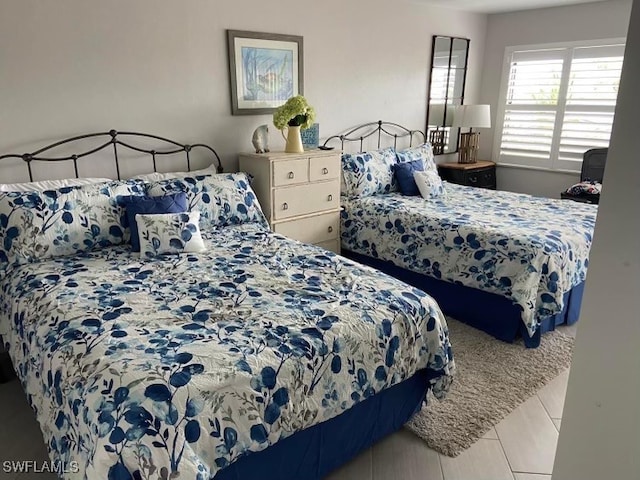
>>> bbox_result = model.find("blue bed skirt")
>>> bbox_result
[343,250,583,348]
[215,368,435,480]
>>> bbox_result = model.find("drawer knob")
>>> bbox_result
[322,167,329,175]
[469,175,478,183]
[327,194,333,201]
[328,226,334,233]
[288,171,295,179]
[282,202,289,210]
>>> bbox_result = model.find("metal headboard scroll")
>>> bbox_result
[0,130,223,182]
[322,121,426,151]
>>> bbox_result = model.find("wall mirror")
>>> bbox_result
[426,35,470,155]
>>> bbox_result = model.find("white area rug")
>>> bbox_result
[406,317,574,457]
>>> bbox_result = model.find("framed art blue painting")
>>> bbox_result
[227,30,304,115]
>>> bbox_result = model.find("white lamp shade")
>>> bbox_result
[451,104,491,128]
[428,104,454,127]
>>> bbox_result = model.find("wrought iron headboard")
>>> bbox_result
[322,121,426,151]
[0,130,223,182]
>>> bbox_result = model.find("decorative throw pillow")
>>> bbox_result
[146,172,267,231]
[0,179,145,271]
[136,211,205,258]
[340,147,398,198]
[396,143,437,173]
[393,160,425,196]
[118,193,188,252]
[414,170,446,199]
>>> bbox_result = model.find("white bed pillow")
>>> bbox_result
[146,172,268,230]
[132,165,218,182]
[340,147,398,198]
[0,177,111,192]
[414,170,445,199]
[396,143,438,172]
[0,179,146,271]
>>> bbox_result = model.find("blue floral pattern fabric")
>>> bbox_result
[393,160,424,196]
[0,224,454,480]
[341,185,597,336]
[414,170,445,199]
[118,192,189,252]
[396,143,437,172]
[341,147,398,198]
[0,179,145,272]
[137,211,205,258]
[146,173,268,231]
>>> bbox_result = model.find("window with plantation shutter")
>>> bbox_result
[495,40,625,171]
[430,69,451,104]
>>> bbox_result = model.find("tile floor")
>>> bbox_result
[0,326,575,480]
[327,368,570,480]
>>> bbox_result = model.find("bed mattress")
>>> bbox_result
[0,223,454,479]
[341,184,597,336]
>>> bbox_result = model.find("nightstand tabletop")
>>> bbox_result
[437,160,495,170]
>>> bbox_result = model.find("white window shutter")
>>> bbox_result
[556,45,625,169]
[496,41,624,171]
[498,50,564,168]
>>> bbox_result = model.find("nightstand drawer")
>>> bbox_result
[315,238,340,254]
[274,211,339,244]
[273,158,309,187]
[273,181,341,220]
[309,155,340,182]
[465,167,495,188]
[437,161,496,189]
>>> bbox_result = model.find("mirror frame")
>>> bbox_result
[426,35,470,155]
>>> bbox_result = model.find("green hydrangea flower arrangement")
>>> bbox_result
[273,95,316,130]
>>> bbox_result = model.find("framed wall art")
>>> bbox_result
[301,123,319,149]
[227,30,304,115]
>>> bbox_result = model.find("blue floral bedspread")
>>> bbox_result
[341,184,598,336]
[0,224,454,480]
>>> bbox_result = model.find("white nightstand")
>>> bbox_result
[239,150,341,254]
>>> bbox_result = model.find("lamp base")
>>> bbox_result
[458,131,480,163]
[429,130,447,155]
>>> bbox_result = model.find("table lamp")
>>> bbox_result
[452,104,491,163]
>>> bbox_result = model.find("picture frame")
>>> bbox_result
[227,30,304,116]
[301,123,320,150]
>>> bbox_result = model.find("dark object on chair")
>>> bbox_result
[561,148,607,204]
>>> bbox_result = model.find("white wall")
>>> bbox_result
[479,0,632,197]
[552,1,640,478]
[0,0,486,181]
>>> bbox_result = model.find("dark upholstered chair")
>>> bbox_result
[561,148,607,204]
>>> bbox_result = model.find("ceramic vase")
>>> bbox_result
[282,126,304,153]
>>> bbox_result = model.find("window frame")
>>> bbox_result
[493,38,626,173]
